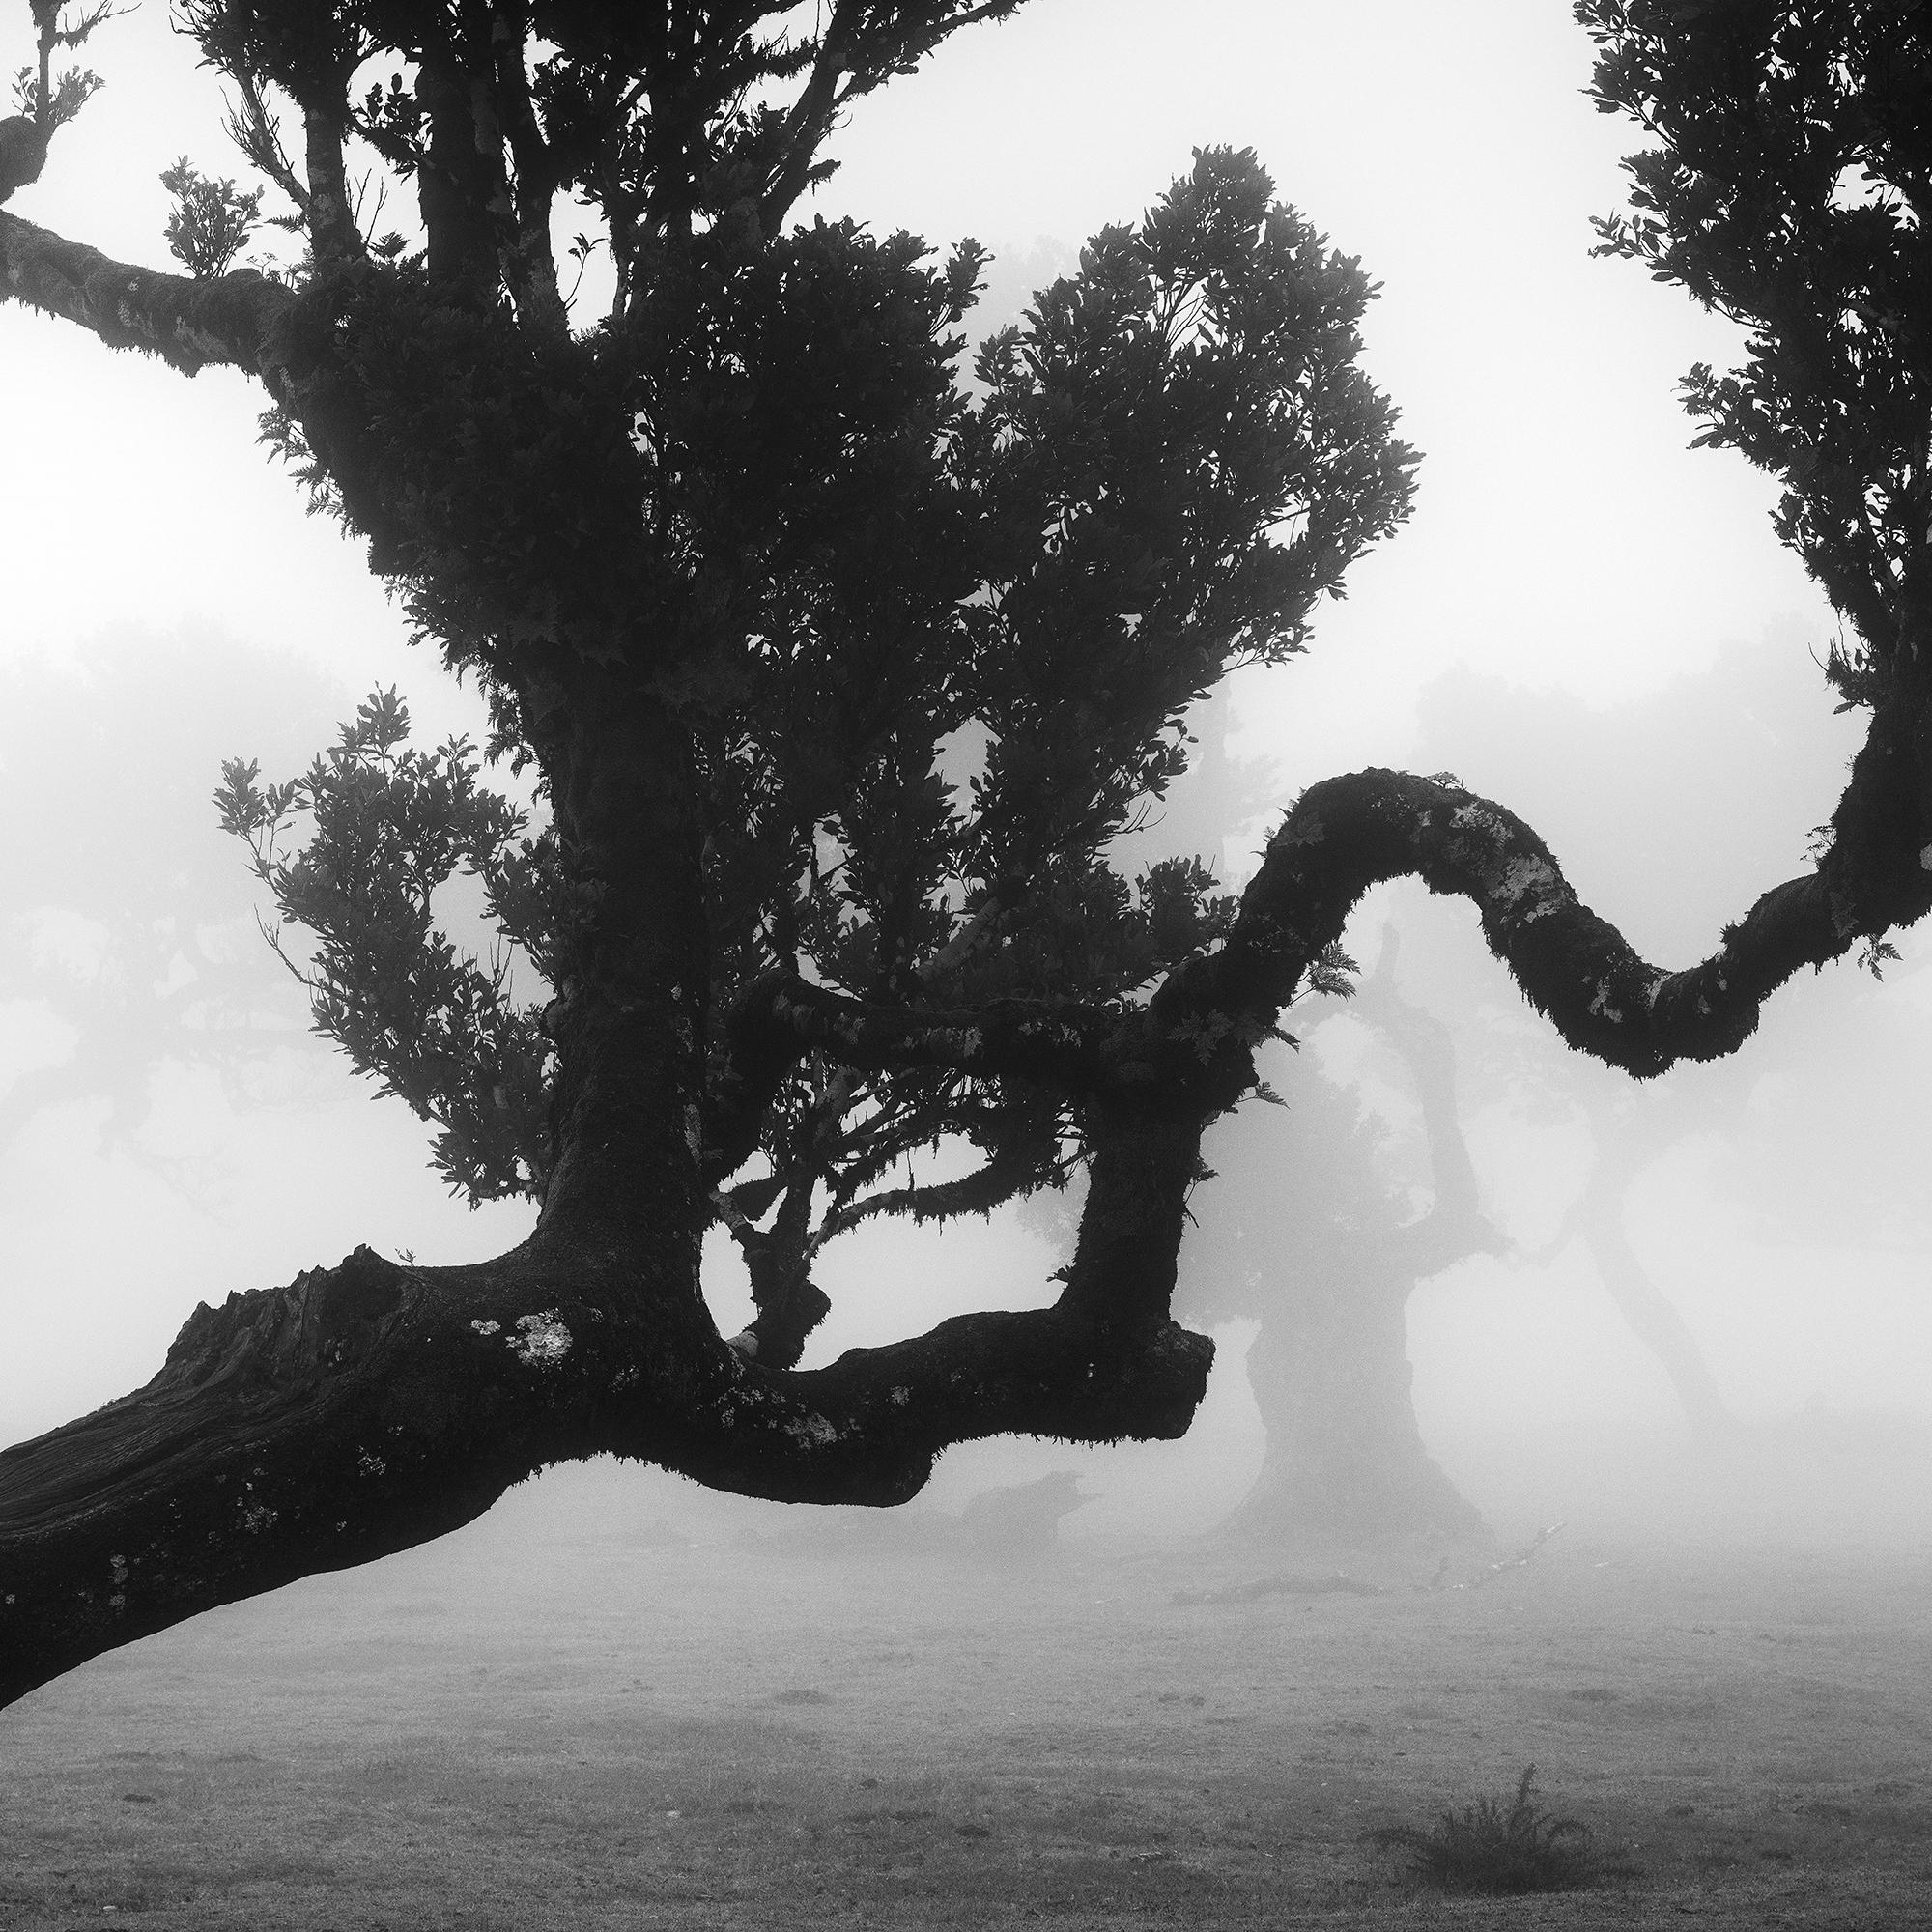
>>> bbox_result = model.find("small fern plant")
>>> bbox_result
[1368,1764,1602,1895]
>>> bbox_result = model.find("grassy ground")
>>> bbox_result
[4,1476,1930,1929]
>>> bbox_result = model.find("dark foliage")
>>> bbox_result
[1366,1765,1606,1895]
[1579,0,1932,683]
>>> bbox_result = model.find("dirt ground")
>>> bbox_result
[3,1470,1930,1931]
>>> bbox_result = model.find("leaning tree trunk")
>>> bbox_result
[1577,1199,1733,1443]
[1228,1257,1486,1544]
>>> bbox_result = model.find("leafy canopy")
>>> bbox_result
[1581,0,1932,686]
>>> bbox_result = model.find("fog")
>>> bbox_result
[4,4,1932,1923]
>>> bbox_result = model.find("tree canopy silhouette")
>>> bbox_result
[5,0,1931,1710]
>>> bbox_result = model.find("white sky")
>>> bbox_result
[3,3,1910,1492]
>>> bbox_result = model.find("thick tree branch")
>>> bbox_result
[415,57,502,300]
[12,755,1906,1709]
[1193,768,1897,1080]
[2,1109,1210,1710]
[488,3,568,334]
[0,208,293,375]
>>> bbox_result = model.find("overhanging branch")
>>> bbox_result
[1191,768,1888,1080]
[1,1103,1210,1710]
[0,208,294,376]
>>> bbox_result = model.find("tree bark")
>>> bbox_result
[1223,950,1492,1547]
[1533,1109,1735,1443]
[526,674,714,1256]
[0,209,293,377]
[1230,1266,1485,1545]
[1577,1209,1732,1443]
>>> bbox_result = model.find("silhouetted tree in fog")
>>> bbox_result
[6,1,1932,1709]
[1182,938,1495,1546]
[0,639,345,1192]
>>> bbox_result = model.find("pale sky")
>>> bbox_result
[3,4,1909,1494]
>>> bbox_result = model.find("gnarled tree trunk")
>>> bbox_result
[1230,1260,1486,1543]
[1203,934,1494,1548]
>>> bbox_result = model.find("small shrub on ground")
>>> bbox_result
[1366,1764,1604,1894]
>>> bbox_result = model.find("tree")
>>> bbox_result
[4,0,1930,1712]
[0,637,348,1188]
[1180,936,1497,1547]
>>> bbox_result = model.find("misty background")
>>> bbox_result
[4,0,1929,1554]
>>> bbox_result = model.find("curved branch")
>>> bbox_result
[0,209,295,375]
[723,763,1888,1146]
[1194,768,1878,1080]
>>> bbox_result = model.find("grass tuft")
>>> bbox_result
[1367,1764,1604,1895]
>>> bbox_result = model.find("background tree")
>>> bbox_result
[6,0,1932,1713]
[1181,939,1498,1548]
[0,636,347,1187]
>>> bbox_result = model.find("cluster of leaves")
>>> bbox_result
[13,0,111,131]
[233,106,1410,764]
[641,150,1415,1033]
[963,149,1413,863]
[214,689,556,1205]
[160,156,263,278]
[1581,0,1932,681]
[256,269,649,661]
[10,57,95,128]
[1366,1766,1605,1896]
